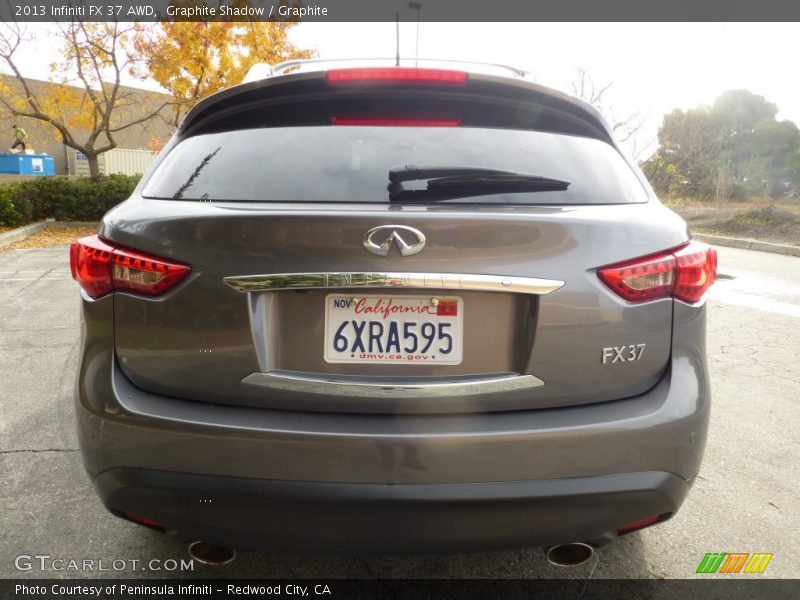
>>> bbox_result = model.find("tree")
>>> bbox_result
[570,68,650,159]
[0,22,174,179]
[643,90,800,200]
[713,91,800,198]
[134,19,314,128]
[647,107,723,198]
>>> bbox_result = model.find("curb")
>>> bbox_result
[693,232,800,258]
[0,220,98,248]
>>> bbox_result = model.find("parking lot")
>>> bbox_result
[1,244,798,579]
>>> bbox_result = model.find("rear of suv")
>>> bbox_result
[71,61,716,553]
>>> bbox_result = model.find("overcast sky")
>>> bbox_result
[5,22,799,158]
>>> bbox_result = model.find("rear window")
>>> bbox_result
[142,126,648,205]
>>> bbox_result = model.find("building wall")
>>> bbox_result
[0,74,173,176]
[68,148,156,177]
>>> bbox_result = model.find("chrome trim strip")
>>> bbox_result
[224,272,564,295]
[242,371,545,398]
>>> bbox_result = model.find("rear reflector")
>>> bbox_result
[598,241,717,303]
[616,513,671,535]
[327,67,468,86]
[70,235,190,299]
[331,116,461,127]
[122,511,165,531]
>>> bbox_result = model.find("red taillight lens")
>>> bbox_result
[327,67,468,86]
[69,235,190,299]
[331,116,461,127]
[598,241,717,304]
[674,242,718,303]
[598,252,676,302]
[69,235,115,298]
[111,245,192,296]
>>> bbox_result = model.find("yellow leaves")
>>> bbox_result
[136,20,314,125]
[0,21,168,158]
[0,81,28,114]
[149,136,164,154]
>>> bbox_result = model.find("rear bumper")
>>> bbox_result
[98,468,688,553]
[76,296,710,551]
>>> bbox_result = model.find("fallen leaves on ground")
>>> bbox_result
[0,225,98,252]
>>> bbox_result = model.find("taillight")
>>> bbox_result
[326,67,468,86]
[673,242,718,303]
[598,241,717,304]
[69,235,190,299]
[331,116,461,127]
[69,235,115,298]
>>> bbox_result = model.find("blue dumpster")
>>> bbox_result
[0,153,55,176]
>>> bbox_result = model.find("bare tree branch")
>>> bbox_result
[0,19,167,178]
[570,67,647,157]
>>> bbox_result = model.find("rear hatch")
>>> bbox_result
[105,67,687,414]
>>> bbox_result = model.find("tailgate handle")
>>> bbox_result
[224,272,564,295]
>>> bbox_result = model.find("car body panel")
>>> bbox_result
[105,200,687,413]
[77,296,708,485]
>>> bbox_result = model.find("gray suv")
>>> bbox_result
[70,60,717,555]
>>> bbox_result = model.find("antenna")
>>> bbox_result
[408,2,422,67]
[395,12,400,66]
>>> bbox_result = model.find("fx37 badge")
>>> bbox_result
[602,344,646,364]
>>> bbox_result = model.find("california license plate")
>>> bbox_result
[324,294,463,364]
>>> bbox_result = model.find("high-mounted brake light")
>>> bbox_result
[326,67,468,86]
[331,116,461,127]
[70,235,191,299]
[598,241,717,304]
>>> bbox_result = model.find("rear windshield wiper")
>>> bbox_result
[388,165,570,201]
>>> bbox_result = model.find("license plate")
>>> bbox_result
[324,294,463,364]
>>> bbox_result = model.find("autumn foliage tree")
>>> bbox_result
[0,22,173,179]
[135,20,314,128]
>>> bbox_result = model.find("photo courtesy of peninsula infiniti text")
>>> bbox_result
[69,59,718,557]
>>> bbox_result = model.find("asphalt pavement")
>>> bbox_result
[1,244,798,579]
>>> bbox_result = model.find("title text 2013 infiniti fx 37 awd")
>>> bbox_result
[70,62,717,553]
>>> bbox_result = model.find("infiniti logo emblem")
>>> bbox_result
[363,225,426,257]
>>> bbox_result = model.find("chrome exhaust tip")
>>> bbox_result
[545,542,595,567]
[187,541,236,565]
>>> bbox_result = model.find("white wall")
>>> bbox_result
[71,148,155,177]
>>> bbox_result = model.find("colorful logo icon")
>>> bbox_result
[696,552,773,574]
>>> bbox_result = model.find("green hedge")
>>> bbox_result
[0,174,140,227]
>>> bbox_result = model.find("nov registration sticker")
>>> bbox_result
[324,294,464,365]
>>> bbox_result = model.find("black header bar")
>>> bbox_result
[2,0,800,22]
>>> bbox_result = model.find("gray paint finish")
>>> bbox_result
[75,294,709,485]
[106,200,685,413]
[72,68,713,550]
